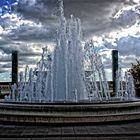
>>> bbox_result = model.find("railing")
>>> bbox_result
[0,82,11,98]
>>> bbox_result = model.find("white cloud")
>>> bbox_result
[19,0,37,7]
[0,26,3,34]
[0,12,44,35]
[113,4,139,28]
[0,72,11,82]
[125,0,140,4]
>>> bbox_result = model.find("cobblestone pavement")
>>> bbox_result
[0,121,140,140]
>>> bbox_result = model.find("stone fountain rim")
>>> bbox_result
[1,99,140,105]
[0,100,140,124]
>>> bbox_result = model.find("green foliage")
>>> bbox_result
[128,59,140,84]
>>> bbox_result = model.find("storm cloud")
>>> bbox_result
[0,0,140,81]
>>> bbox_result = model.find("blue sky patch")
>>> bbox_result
[0,0,18,15]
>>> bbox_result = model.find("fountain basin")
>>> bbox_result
[0,100,140,124]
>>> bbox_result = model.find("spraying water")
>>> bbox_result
[4,0,136,103]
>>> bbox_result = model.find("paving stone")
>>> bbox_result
[47,127,62,135]
[73,126,88,135]
[0,121,140,139]
[84,126,101,134]
[61,127,75,135]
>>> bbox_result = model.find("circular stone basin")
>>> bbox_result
[0,100,140,124]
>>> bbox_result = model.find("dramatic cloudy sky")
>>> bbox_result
[0,0,140,81]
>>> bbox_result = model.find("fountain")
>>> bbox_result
[0,0,140,124]
[4,0,136,103]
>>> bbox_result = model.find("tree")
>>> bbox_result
[128,59,140,85]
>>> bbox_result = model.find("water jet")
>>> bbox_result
[0,0,139,124]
